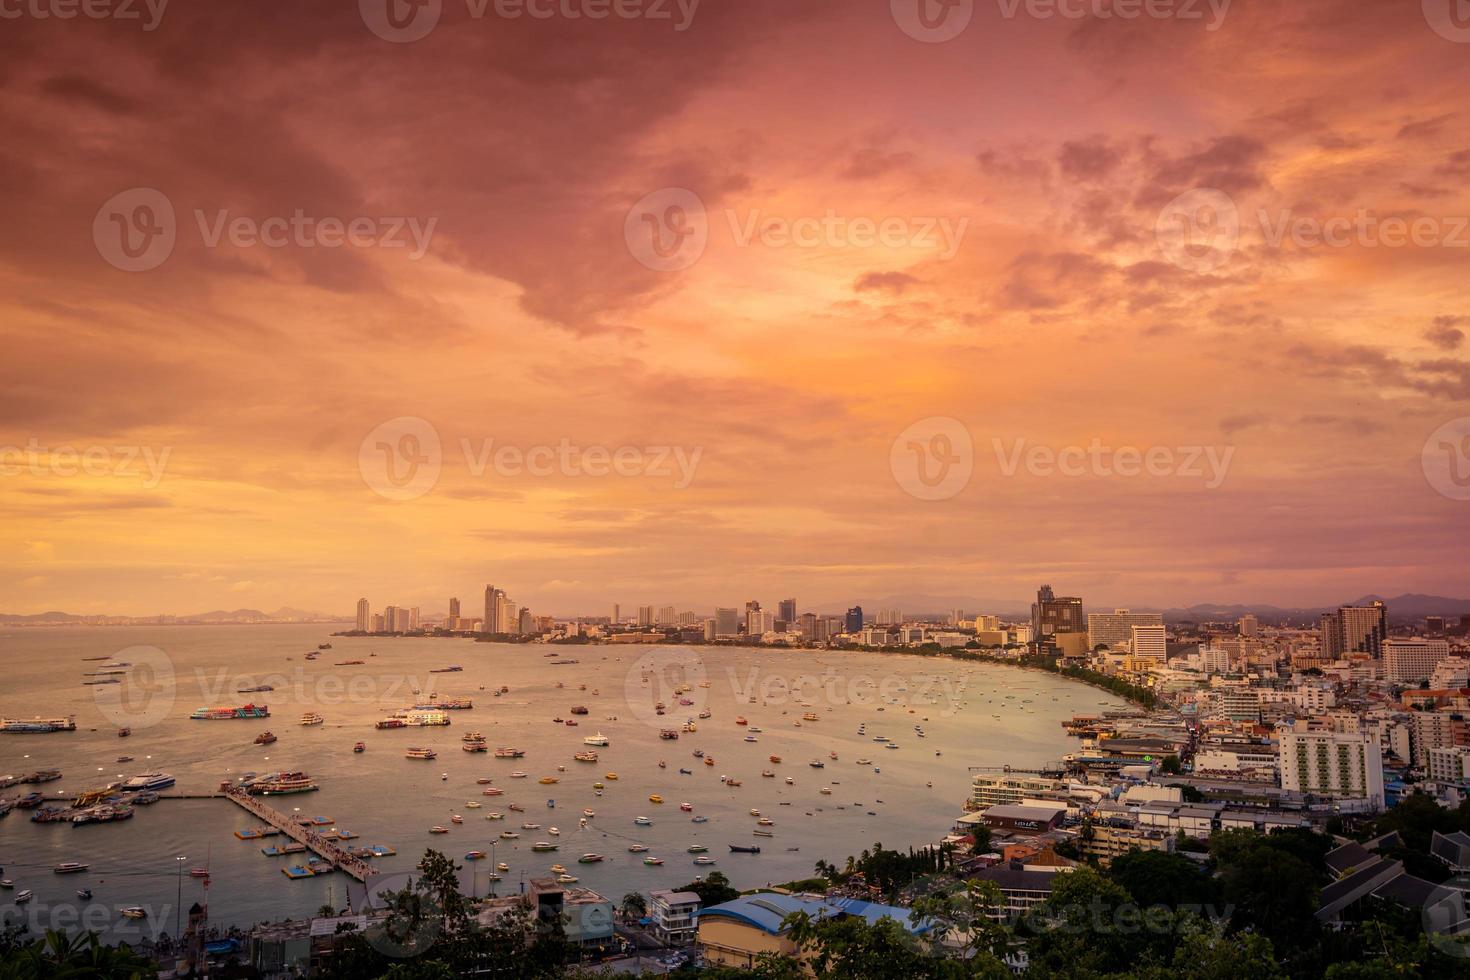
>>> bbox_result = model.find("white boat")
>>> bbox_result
[583,733,610,746]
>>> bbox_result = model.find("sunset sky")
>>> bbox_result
[2,0,1468,617]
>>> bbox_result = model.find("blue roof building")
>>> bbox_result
[696,893,929,969]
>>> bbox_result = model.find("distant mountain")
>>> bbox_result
[0,610,87,624]
[0,607,344,625]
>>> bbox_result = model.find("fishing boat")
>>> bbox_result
[300,713,324,726]
[255,732,277,745]
[462,731,485,742]
[728,844,761,854]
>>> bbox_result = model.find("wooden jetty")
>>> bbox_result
[222,787,377,882]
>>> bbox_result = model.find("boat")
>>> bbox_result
[189,704,269,720]
[704,758,714,767]
[643,856,664,865]
[54,862,89,873]
[120,907,146,919]
[521,821,540,829]
[753,830,775,837]
[693,856,717,865]
[0,879,11,888]
[466,801,482,808]
[692,815,708,823]
[405,748,437,760]
[634,816,652,826]
[648,794,663,804]
[829,751,838,760]
[659,729,680,740]
[802,712,818,721]
[556,874,578,884]
[856,758,872,765]
[375,718,407,729]
[238,685,274,693]
[116,755,133,763]
[692,750,704,758]
[680,802,693,811]
[577,853,604,864]
[497,862,510,871]
[500,831,519,839]
[482,787,504,796]
[117,728,130,737]
[1,716,78,733]
[757,817,774,826]
[72,804,134,826]
[511,771,528,779]
[255,732,277,745]
[729,845,761,854]
[743,735,758,742]
[300,713,324,726]
[726,778,742,786]
[121,772,175,792]
[583,733,609,746]
[532,842,558,852]
[735,716,747,725]
[628,844,649,853]
[462,731,485,742]
[698,709,711,719]
[761,770,775,777]
[451,815,463,824]
[539,776,559,785]
[549,864,568,875]
[747,725,761,733]
[569,706,589,715]
[486,811,504,820]
[549,826,559,835]
[15,889,33,903]
[189,867,209,878]
[819,787,832,795]
[605,772,618,780]
[687,844,708,853]
[509,803,525,812]
[679,768,692,775]
[463,742,488,753]
[465,851,486,861]
[769,755,782,764]
[749,808,761,816]
[583,808,596,817]
[809,760,825,768]
[428,665,462,673]
[76,888,92,899]
[353,742,366,753]
[573,751,598,763]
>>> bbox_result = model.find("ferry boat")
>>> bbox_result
[190,704,269,720]
[53,862,89,874]
[375,718,408,729]
[728,844,760,854]
[494,747,526,758]
[121,772,175,792]
[462,731,485,742]
[463,741,488,753]
[249,772,319,795]
[390,710,450,727]
[299,712,323,726]
[1,716,78,733]
[582,733,609,746]
[405,748,437,760]
[73,804,134,826]
[413,697,473,710]
[254,731,277,745]
[573,751,598,763]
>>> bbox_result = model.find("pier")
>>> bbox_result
[221,787,378,882]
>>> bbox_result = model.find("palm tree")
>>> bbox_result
[319,903,339,916]
[813,859,836,882]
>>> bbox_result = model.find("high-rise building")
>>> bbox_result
[484,585,500,634]
[1130,624,1167,662]
[1383,637,1452,683]
[1238,614,1258,637]
[778,599,797,623]
[355,597,370,632]
[638,605,655,627]
[1032,585,1084,649]
[1087,609,1163,650]
[845,606,863,634]
[613,604,620,625]
[744,601,762,636]
[714,607,739,638]
[518,607,534,635]
[384,605,399,632]
[449,597,460,620]
[1427,616,1446,635]
[371,612,385,632]
[1321,601,1387,657]
[1278,725,1385,809]
[409,606,420,630]
[657,606,677,626]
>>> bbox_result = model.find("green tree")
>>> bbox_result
[620,892,648,920]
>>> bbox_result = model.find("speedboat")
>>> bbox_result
[430,826,449,834]
[76,888,92,899]
[680,802,693,811]
[120,906,146,919]
[693,856,717,865]
[15,890,33,904]
[628,844,649,853]
[643,856,664,865]
[451,815,463,824]
[500,831,520,839]
[785,776,794,785]
[687,844,708,853]
[634,816,652,826]
[649,795,663,804]
[556,874,578,884]
[692,815,709,823]
[577,853,604,864]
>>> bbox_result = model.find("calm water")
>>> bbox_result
[0,626,1122,940]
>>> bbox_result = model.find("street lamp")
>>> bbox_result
[174,856,187,937]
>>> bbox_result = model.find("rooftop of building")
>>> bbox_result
[696,894,930,937]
